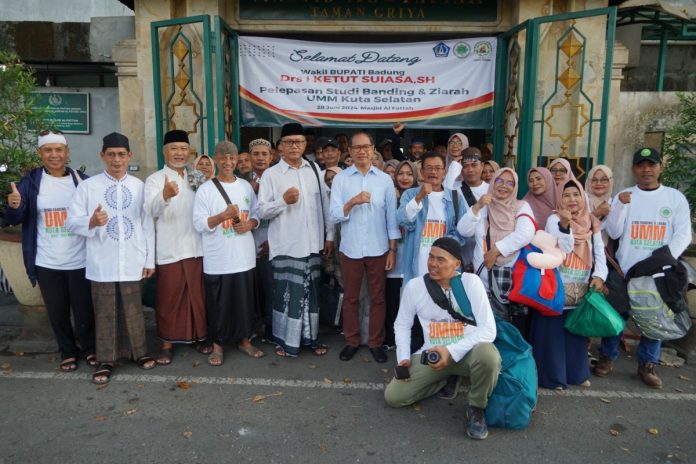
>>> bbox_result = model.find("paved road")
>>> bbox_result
[1,327,695,464]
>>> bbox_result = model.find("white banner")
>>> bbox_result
[238,36,496,128]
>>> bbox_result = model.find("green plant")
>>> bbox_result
[662,92,696,231]
[0,50,49,209]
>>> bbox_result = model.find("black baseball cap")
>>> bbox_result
[632,147,661,165]
[320,138,339,150]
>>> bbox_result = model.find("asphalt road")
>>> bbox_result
[1,330,695,464]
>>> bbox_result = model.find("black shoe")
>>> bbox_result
[437,375,462,400]
[369,347,388,363]
[339,345,359,361]
[466,406,489,440]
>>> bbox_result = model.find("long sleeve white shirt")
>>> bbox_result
[394,273,497,363]
[256,158,333,260]
[192,177,258,275]
[66,171,155,282]
[546,214,608,283]
[144,166,203,265]
[456,201,536,287]
[605,185,692,274]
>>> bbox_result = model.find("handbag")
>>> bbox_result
[564,287,625,337]
[507,214,564,317]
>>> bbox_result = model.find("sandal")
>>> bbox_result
[311,344,329,357]
[59,358,78,372]
[207,350,224,366]
[85,354,98,368]
[238,344,265,359]
[156,349,173,365]
[274,345,297,358]
[92,364,113,385]
[136,356,156,370]
[194,343,213,355]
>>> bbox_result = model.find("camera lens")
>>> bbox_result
[426,351,441,364]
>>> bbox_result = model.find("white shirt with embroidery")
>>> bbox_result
[66,172,155,282]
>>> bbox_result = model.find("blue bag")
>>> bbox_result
[450,277,537,430]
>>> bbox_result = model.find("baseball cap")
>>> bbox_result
[320,138,339,150]
[632,147,661,165]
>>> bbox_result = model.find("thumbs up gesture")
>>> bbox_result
[7,182,21,209]
[89,204,108,229]
[163,174,179,201]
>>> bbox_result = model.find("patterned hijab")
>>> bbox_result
[585,164,614,214]
[523,167,557,229]
[558,178,599,268]
[487,167,524,266]
[548,158,576,186]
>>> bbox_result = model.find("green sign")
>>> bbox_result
[239,0,498,22]
[32,92,90,133]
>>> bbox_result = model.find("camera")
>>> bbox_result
[420,350,441,365]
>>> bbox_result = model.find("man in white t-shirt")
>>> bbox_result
[593,148,692,388]
[5,130,94,372]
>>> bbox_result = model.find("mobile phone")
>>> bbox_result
[394,365,410,380]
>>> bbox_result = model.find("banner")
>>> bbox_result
[238,36,496,128]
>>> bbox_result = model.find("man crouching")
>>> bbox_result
[384,237,501,440]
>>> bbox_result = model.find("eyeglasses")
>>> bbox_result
[39,129,64,136]
[448,140,463,147]
[421,166,445,173]
[350,144,373,152]
[281,139,306,147]
[102,151,130,159]
[494,178,515,188]
[590,177,611,184]
[550,167,568,174]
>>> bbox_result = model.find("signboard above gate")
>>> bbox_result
[238,0,498,22]
[238,36,496,128]
[32,92,90,134]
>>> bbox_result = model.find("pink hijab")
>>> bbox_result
[548,158,576,185]
[585,164,614,213]
[488,167,524,266]
[558,178,599,268]
[446,132,469,164]
[523,167,557,229]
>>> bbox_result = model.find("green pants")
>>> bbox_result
[384,342,501,409]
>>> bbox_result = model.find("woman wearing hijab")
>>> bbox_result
[529,178,607,390]
[548,158,575,186]
[193,154,215,180]
[383,159,400,182]
[443,133,469,189]
[585,165,614,246]
[523,167,558,229]
[457,167,536,326]
[481,160,499,183]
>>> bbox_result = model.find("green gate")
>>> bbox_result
[493,7,617,194]
[151,15,240,168]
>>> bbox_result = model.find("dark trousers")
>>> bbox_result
[35,266,95,359]
[255,256,274,338]
[340,252,387,348]
[384,277,402,346]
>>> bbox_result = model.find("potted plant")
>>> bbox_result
[0,50,55,352]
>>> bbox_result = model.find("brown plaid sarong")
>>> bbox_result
[92,281,147,363]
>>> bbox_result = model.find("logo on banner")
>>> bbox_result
[453,42,471,59]
[474,41,493,59]
[433,42,450,58]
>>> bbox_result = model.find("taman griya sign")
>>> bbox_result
[238,0,498,22]
[238,36,496,128]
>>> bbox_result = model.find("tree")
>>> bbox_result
[662,92,696,231]
[0,50,48,212]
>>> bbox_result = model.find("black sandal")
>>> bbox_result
[136,356,156,370]
[92,364,113,385]
[156,349,173,365]
[59,358,78,372]
[85,354,99,368]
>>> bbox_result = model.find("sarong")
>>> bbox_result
[92,281,147,363]
[155,257,207,343]
[204,269,256,344]
[272,254,321,356]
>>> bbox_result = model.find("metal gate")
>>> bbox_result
[493,7,617,194]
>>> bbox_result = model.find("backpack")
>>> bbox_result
[445,275,537,430]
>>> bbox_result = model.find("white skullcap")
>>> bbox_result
[38,132,68,148]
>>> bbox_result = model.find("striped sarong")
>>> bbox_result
[271,254,321,356]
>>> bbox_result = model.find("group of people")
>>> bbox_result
[5,124,691,441]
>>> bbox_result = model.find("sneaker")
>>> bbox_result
[465,406,489,440]
[437,375,462,400]
[638,362,663,389]
[592,355,614,377]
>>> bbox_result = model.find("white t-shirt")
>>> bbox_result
[193,178,258,275]
[35,174,85,270]
[461,181,488,266]
[417,191,446,277]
